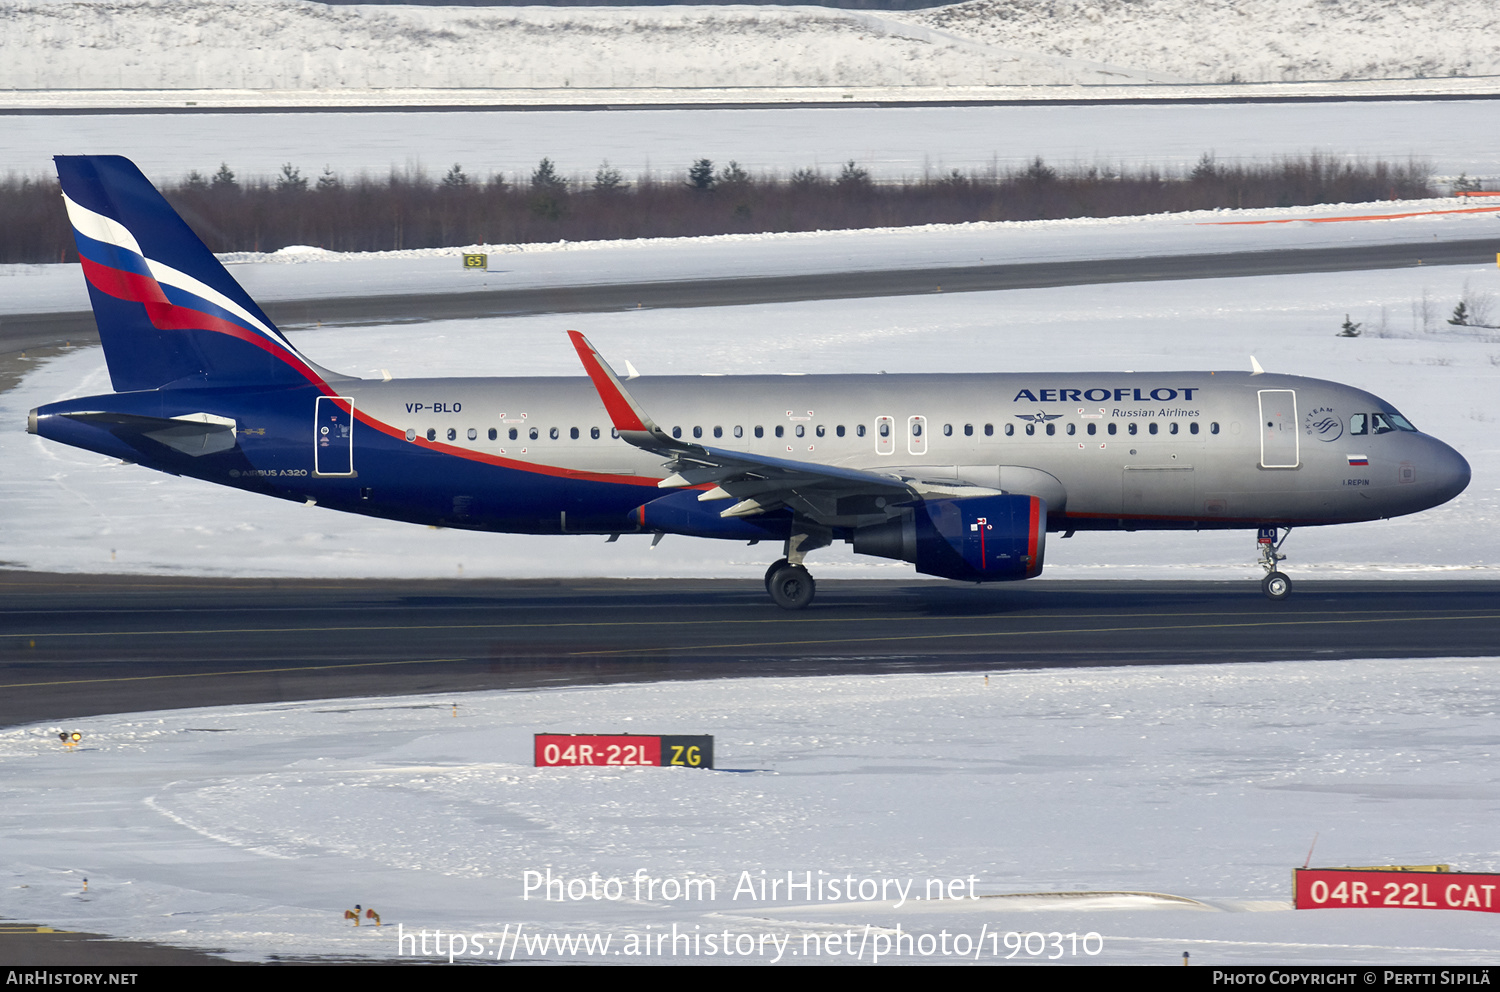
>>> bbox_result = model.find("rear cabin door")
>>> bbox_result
[315,396,355,476]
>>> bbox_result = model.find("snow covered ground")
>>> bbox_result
[4,0,1498,97]
[3,658,1498,964]
[906,0,1500,84]
[8,99,1500,193]
[2,203,1496,582]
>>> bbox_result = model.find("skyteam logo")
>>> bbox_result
[1304,406,1343,442]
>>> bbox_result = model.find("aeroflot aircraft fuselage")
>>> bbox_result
[28,156,1472,608]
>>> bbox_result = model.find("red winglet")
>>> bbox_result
[567,330,650,433]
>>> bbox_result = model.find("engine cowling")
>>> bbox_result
[853,494,1046,582]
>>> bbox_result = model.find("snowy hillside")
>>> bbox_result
[902,0,1500,83]
[0,0,1177,91]
[4,0,1494,94]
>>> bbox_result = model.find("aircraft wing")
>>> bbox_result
[568,331,997,523]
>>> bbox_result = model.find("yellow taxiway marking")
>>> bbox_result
[11,607,1491,642]
[0,658,464,690]
[565,612,1500,657]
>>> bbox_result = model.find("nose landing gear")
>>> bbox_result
[1258,526,1292,601]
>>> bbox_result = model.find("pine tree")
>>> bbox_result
[211,162,237,189]
[316,166,340,191]
[687,158,716,190]
[836,160,871,191]
[1448,301,1470,326]
[592,161,626,193]
[276,163,307,193]
[1338,314,1363,337]
[530,158,566,192]
[441,164,468,189]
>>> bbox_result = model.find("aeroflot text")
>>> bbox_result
[1013,387,1200,403]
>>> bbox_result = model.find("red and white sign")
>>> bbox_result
[1294,869,1500,913]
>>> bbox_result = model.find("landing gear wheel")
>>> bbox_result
[767,564,816,610]
[1262,571,1292,601]
[764,558,789,594]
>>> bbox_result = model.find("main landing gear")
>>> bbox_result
[1257,526,1292,601]
[764,527,829,610]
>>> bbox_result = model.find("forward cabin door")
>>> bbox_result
[1258,389,1299,469]
[315,396,355,476]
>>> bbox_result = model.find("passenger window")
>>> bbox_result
[911,421,922,437]
[591,427,600,440]
[836,425,845,438]
[1107,423,1117,436]
[1025,423,1035,436]
[1168,422,1178,435]
[488,428,497,440]
[529,427,539,440]
[964,424,974,436]
[795,424,805,438]
[405,428,416,441]
[878,422,889,438]
[714,426,723,439]
[611,428,619,439]
[754,426,764,438]
[570,427,579,439]
[672,426,682,439]
[1004,423,1015,437]
[549,427,559,440]
[1210,422,1220,434]
[1046,423,1056,436]
[1148,422,1157,435]
[984,424,993,437]
[426,428,436,441]
[734,426,743,439]
[776,426,785,438]
[467,427,477,440]
[693,426,703,439]
[1189,422,1199,435]
[816,425,825,438]
[856,424,866,437]
[943,424,952,437]
[1087,423,1096,436]
[1127,423,1137,436]
[447,428,457,441]
[509,427,518,440]
[1066,423,1076,436]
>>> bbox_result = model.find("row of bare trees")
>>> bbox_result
[3,155,1432,263]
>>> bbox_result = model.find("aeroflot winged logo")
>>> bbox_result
[55,154,319,392]
[1012,387,1201,403]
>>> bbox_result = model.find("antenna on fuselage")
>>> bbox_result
[1249,356,1265,375]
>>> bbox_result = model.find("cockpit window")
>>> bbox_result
[1371,413,1394,435]
[1349,413,1367,436]
[1386,411,1417,432]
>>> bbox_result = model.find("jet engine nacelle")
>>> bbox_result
[853,494,1046,582]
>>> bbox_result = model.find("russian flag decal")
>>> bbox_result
[1347,454,1369,467]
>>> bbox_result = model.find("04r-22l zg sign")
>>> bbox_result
[534,734,714,769]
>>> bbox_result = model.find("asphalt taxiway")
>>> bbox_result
[3,571,1497,729]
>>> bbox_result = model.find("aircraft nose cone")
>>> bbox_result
[1431,440,1471,505]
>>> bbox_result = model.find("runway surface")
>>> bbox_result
[3,571,1497,729]
[5,237,1498,351]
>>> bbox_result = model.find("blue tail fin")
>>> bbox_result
[56,155,338,392]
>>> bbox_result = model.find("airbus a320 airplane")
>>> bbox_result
[29,156,1471,608]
